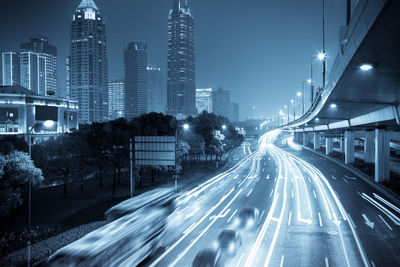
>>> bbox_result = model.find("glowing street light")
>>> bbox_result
[360,64,373,71]
[183,123,189,130]
[222,124,227,130]
[330,103,337,108]
[317,52,326,61]
[297,92,301,97]
[307,79,312,83]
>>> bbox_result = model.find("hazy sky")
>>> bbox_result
[0,0,352,120]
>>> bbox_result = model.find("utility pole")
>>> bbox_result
[322,0,326,89]
[129,138,134,197]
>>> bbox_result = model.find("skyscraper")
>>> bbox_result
[147,66,165,113]
[19,51,46,95]
[212,87,230,118]
[166,0,196,118]
[124,41,147,120]
[108,79,125,120]
[68,0,108,123]
[196,88,212,114]
[1,52,20,86]
[20,35,57,95]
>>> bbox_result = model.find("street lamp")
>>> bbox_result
[27,119,54,266]
[175,123,189,193]
[222,124,227,130]
[290,99,295,121]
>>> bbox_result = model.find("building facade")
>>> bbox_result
[166,0,196,118]
[229,102,239,122]
[0,85,78,135]
[68,0,108,124]
[124,41,147,120]
[19,51,46,96]
[212,87,230,118]
[195,88,212,114]
[2,52,20,86]
[147,66,165,113]
[20,35,57,96]
[108,79,125,120]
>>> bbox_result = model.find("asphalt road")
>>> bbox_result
[144,130,400,267]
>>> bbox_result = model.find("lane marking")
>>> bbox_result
[233,174,239,179]
[325,257,329,267]
[288,211,292,225]
[270,189,274,198]
[331,175,336,180]
[291,189,294,199]
[347,213,356,229]
[318,212,323,227]
[266,174,270,180]
[373,193,400,214]
[260,209,266,220]
[227,209,238,223]
[247,189,253,197]
[361,193,400,226]
[362,214,375,229]
[342,177,349,183]
[235,253,245,267]
[313,190,317,199]
[280,255,285,267]
[378,215,392,231]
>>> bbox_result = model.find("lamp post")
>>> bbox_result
[175,123,189,193]
[290,99,295,121]
[27,120,54,267]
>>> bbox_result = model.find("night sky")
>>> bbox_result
[0,0,350,120]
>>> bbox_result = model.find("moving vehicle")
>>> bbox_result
[192,249,223,267]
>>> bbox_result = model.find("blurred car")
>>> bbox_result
[192,249,223,267]
[105,187,175,221]
[47,206,168,266]
[215,230,241,255]
[237,207,259,229]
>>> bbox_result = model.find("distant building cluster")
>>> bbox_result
[196,87,239,122]
[1,0,241,131]
[2,36,57,96]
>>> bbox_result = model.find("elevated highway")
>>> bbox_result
[285,0,400,183]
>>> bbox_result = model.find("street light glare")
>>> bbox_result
[307,79,312,83]
[290,99,294,103]
[330,103,337,108]
[317,52,326,61]
[43,120,55,128]
[183,123,189,130]
[222,124,227,130]
[360,64,373,71]
[297,92,301,96]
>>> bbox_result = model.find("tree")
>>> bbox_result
[176,140,190,174]
[0,151,43,217]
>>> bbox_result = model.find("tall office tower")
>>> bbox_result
[19,51,46,95]
[124,41,147,120]
[166,0,196,118]
[229,102,239,122]
[20,35,57,95]
[108,79,125,120]
[65,57,70,98]
[68,0,108,123]
[212,87,230,118]
[2,52,20,86]
[147,66,165,113]
[196,88,212,114]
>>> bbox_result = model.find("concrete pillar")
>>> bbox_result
[303,132,308,146]
[375,129,391,183]
[294,132,300,143]
[339,136,345,153]
[326,138,333,155]
[314,132,320,150]
[364,131,374,163]
[344,131,355,164]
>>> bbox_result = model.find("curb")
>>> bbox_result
[301,144,400,207]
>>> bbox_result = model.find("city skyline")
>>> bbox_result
[0,0,348,120]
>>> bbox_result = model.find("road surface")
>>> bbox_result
[144,130,400,266]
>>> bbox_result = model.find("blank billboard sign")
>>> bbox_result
[135,136,175,166]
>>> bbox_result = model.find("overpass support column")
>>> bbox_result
[339,136,344,153]
[344,131,355,164]
[326,137,333,155]
[364,131,374,163]
[314,132,320,150]
[375,129,391,183]
[294,132,300,143]
[303,133,308,146]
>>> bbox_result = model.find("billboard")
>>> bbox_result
[135,136,175,166]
